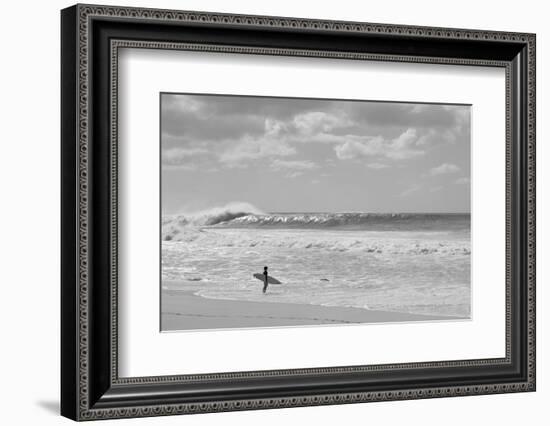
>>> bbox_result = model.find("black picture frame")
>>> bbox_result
[61,4,536,421]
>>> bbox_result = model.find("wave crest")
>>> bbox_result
[163,202,264,240]
[162,204,470,241]
[220,212,470,230]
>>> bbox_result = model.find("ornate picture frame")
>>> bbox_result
[61,4,535,421]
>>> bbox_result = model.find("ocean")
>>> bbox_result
[161,207,471,318]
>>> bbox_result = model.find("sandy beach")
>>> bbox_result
[161,287,461,331]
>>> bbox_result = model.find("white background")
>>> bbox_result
[119,50,505,376]
[0,0,547,425]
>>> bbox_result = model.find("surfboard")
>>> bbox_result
[253,273,282,285]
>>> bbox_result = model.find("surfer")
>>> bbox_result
[253,269,280,290]
[262,266,269,293]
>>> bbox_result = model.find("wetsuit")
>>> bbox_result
[263,270,268,293]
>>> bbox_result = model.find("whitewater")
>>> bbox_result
[162,203,471,318]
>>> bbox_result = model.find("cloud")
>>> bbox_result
[162,95,204,114]
[334,128,425,161]
[219,136,296,167]
[161,94,470,179]
[416,128,457,146]
[161,147,210,169]
[217,119,297,167]
[454,177,470,184]
[161,95,267,145]
[429,163,460,176]
[162,94,470,146]
[367,163,389,169]
[270,159,318,178]
[388,128,425,159]
[400,183,422,197]
[334,136,384,159]
[270,159,318,171]
[293,111,352,135]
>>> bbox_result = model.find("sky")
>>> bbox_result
[161,93,471,214]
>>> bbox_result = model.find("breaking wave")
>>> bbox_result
[162,202,264,240]
[222,212,470,229]
[162,203,469,241]
[163,230,470,255]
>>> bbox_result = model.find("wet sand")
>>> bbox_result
[161,289,460,331]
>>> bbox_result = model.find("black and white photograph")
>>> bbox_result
[55,2,537,421]
[160,93,472,331]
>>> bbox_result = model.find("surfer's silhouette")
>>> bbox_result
[263,266,269,293]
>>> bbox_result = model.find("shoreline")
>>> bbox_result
[161,289,466,331]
